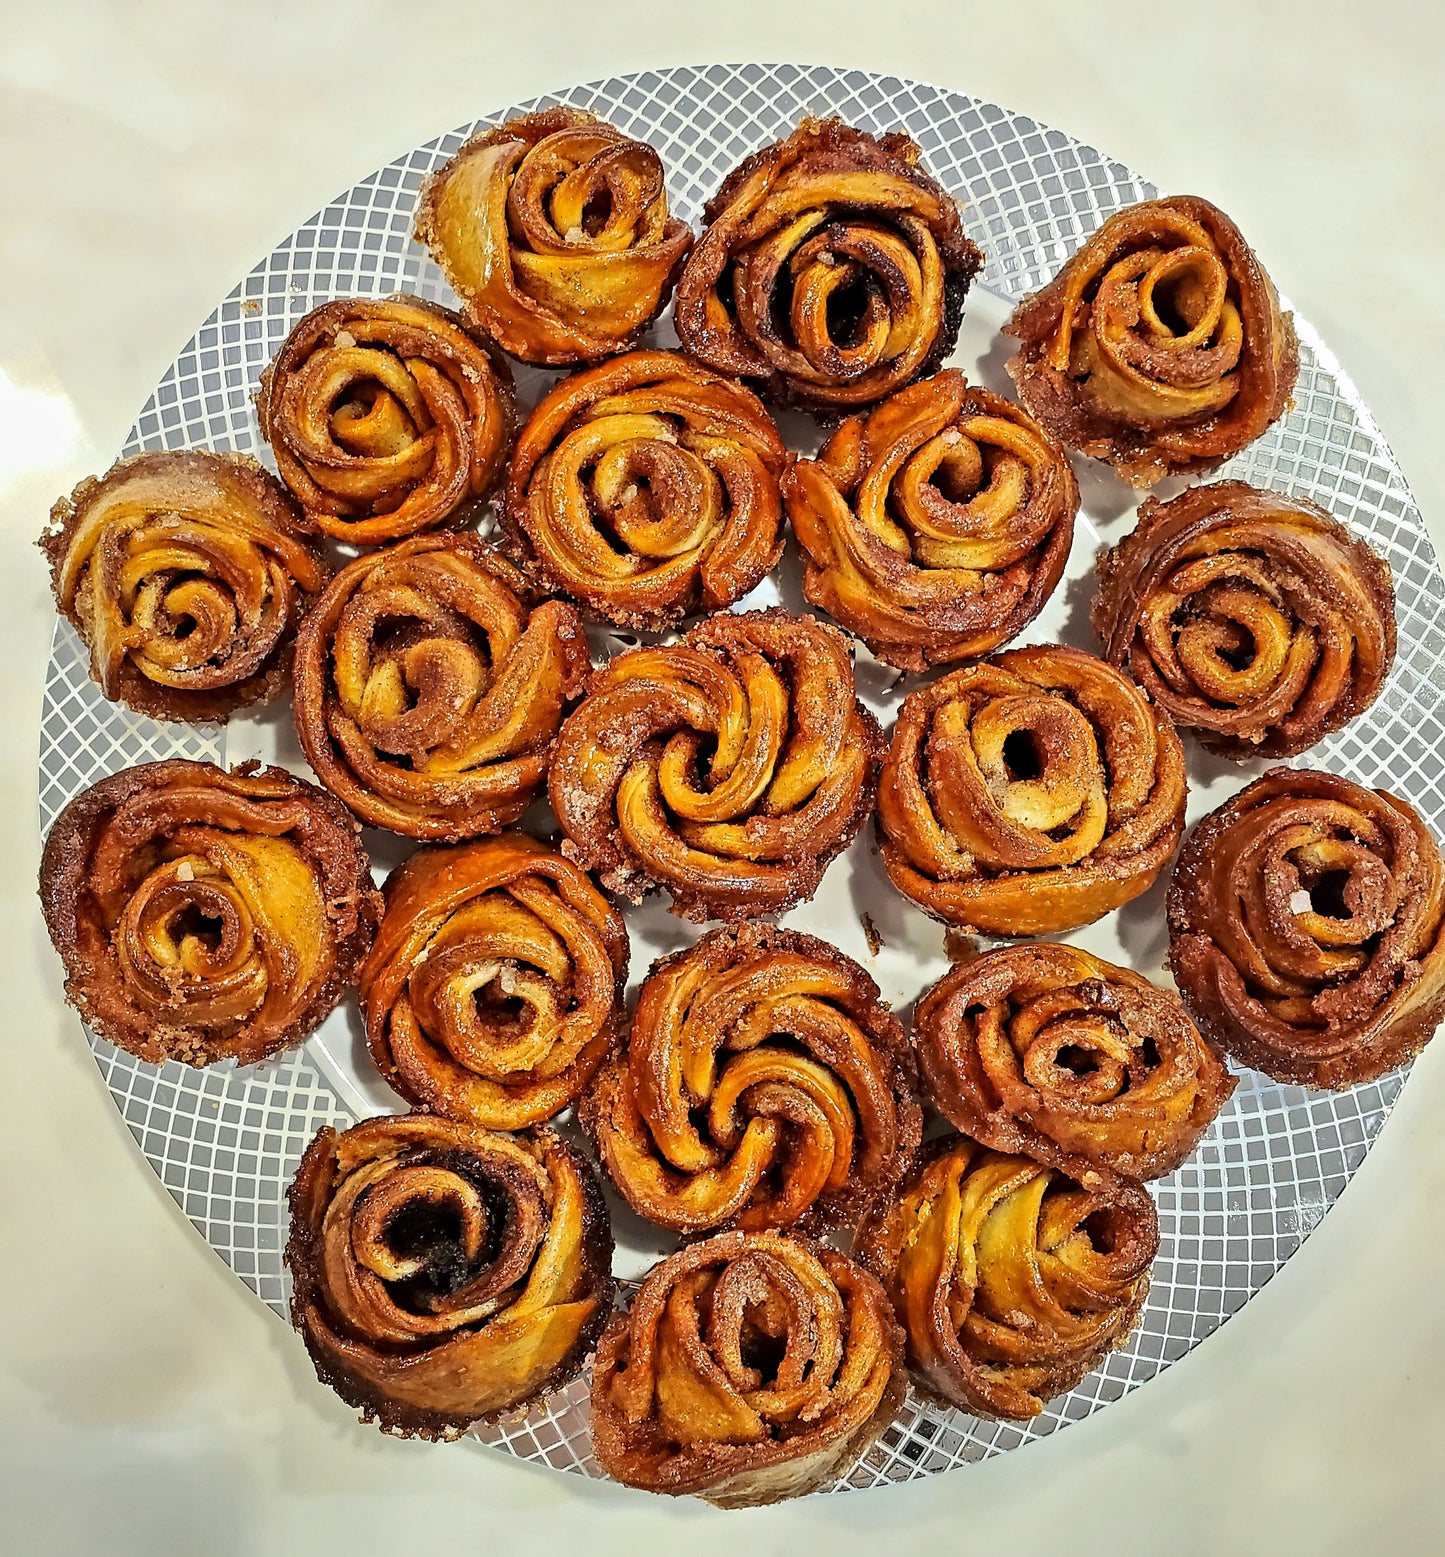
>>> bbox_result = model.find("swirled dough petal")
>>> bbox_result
[786,370,1078,668]
[1094,481,1395,758]
[1168,768,1445,1088]
[361,833,627,1129]
[1004,196,1298,486]
[41,451,328,722]
[39,759,380,1066]
[502,348,787,628]
[416,109,693,365]
[590,1229,904,1505]
[855,1136,1157,1420]
[549,608,883,921]
[292,534,589,840]
[583,923,919,1233]
[257,295,515,545]
[877,645,1187,936]
[286,1115,613,1437]
[915,942,1233,1179]
[675,119,982,413]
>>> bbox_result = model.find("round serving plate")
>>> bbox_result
[37,63,1445,1492]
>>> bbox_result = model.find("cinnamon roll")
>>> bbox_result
[257,295,514,545]
[785,371,1078,669]
[1095,481,1396,758]
[674,119,983,413]
[549,609,883,921]
[855,1136,1157,1420]
[41,451,328,722]
[361,834,628,1130]
[915,943,1233,1180]
[292,533,589,841]
[1168,768,1445,1088]
[583,924,919,1234]
[287,1115,612,1437]
[1004,196,1299,486]
[39,759,379,1067]
[590,1229,904,1506]
[502,349,787,628]
[415,109,692,365]
[878,645,1187,936]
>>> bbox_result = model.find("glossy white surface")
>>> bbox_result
[4,3,1444,1552]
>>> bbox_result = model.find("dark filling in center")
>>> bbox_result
[1003,729,1044,782]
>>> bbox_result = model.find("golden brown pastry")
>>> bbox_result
[1004,196,1298,486]
[39,759,379,1067]
[590,1229,904,1506]
[549,608,883,921]
[360,834,627,1130]
[415,108,693,365]
[583,924,919,1234]
[1168,768,1445,1088]
[674,119,983,413]
[915,942,1234,1180]
[41,450,328,723]
[877,645,1187,936]
[855,1135,1157,1420]
[287,1114,612,1437]
[501,349,787,629]
[785,371,1078,669]
[257,295,514,546]
[1094,481,1396,759]
[292,533,589,841]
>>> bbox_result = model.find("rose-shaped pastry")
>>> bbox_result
[501,349,787,629]
[550,609,883,921]
[915,943,1233,1180]
[415,108,693,365]
[39,759,379,1066]
[855,1136,1158,1420]
[1005,197,1298,486]
[257,295,514,546]
[1168,769,1445,1088]
[878,645,1187,936]
[583,924,920,1234]
[1094,481,1396,758]
[41,451,328,722]
[360,834,628,1129]
[293,533,589,841]
[590,1229,904,1506]
[674,119,983,413]
[785,371,1078,669]
[287,1115,612,1437]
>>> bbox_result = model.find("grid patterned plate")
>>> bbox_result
[37,64,1445,1492]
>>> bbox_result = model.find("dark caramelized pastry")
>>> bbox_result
[39,759,379,1066]
[674,119,983,414]
[549,608,883,921]
[1094,481,1395,758]
[1168,768,1445,1088]
[502,349,787,629]
[915,942,1233,1180]
[855,1136,1157,1420]
[877,645,1187,936]
[292,533,589,841]
[785,371,1078,669]
[1004,196,1298,486]
[287,1115,612,1437]
[415,108,693,365]
[589,1229,904,1506]
[41,450,328,722]
[257,295,514,545]
[360,833,628,1130]
[583,923,919,1234]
